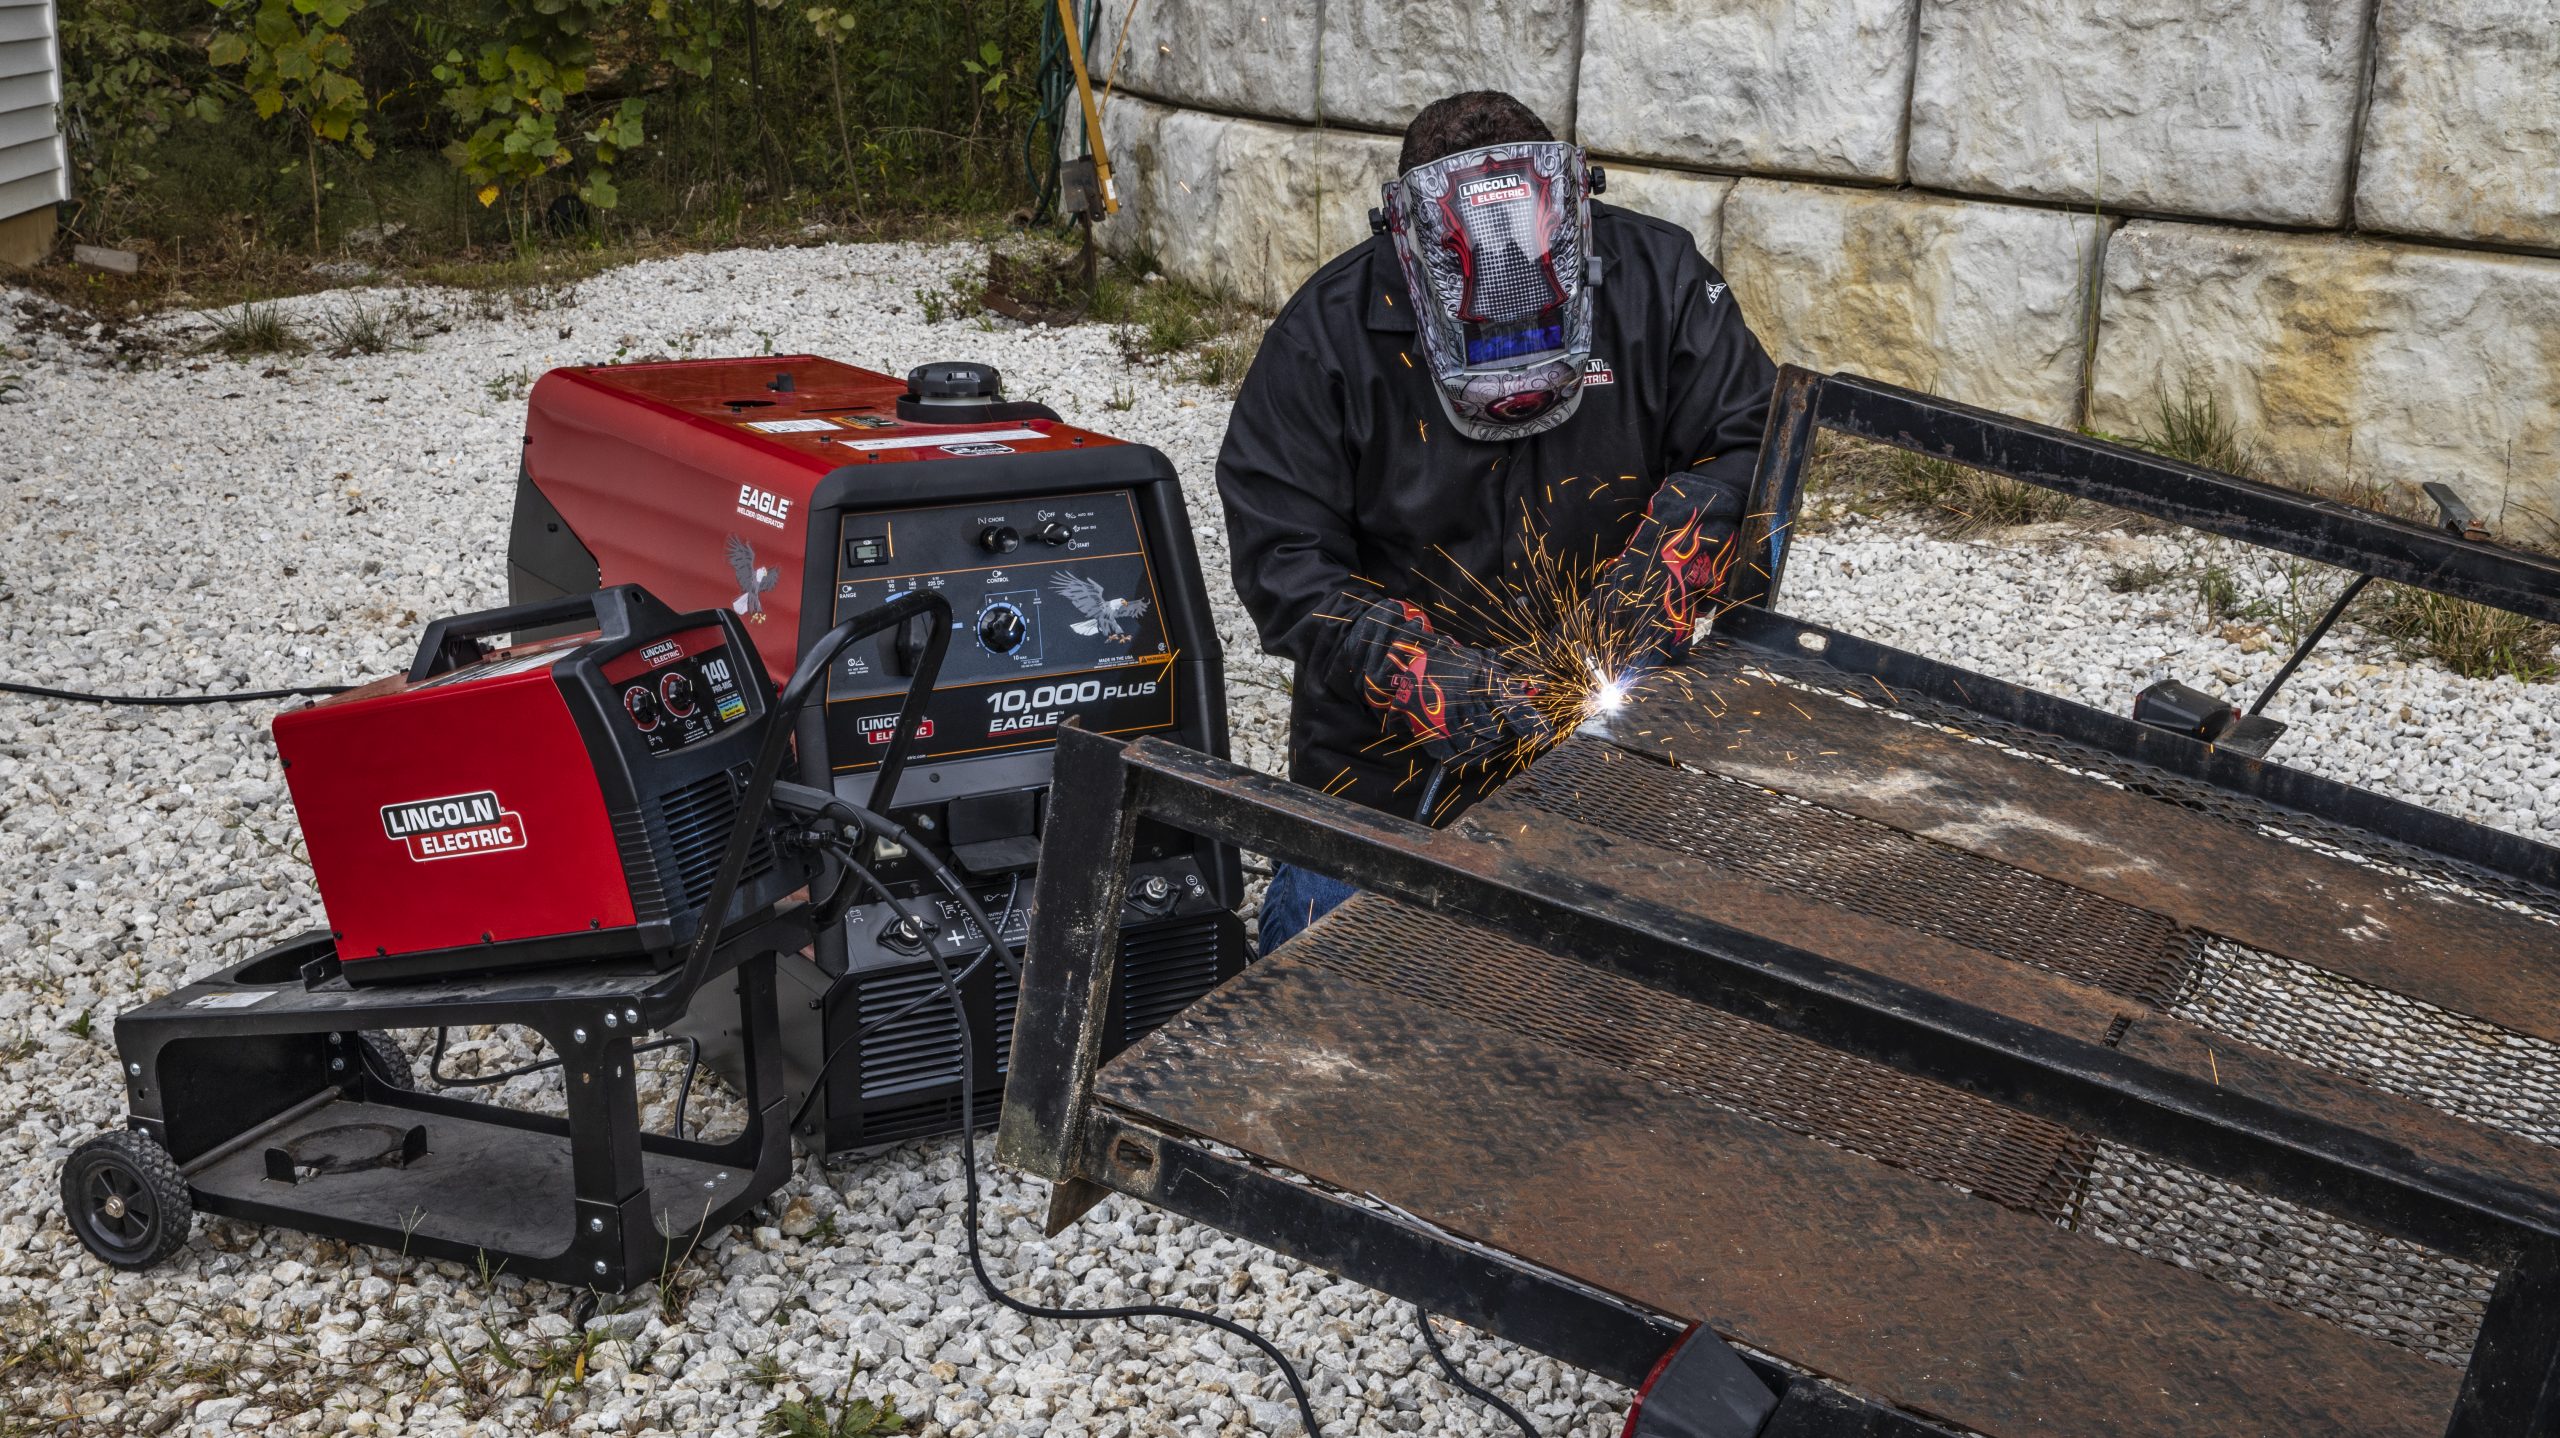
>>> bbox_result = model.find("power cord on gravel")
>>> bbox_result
[1414,1304,1543,1438]
[0,679,352,705]
[805,806,1332,1436]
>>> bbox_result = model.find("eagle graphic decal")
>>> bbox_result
[1049,571,1148,643]
[727,534,779,623]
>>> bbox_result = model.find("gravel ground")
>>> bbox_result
[2,241,2554,1436]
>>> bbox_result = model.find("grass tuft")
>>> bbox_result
[198,302,304,359]
[317,300,408,357]
[764,1391,907,1438]
[2136,373,2256,477]
[2364,585,2560,682]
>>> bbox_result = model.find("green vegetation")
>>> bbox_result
[43,0,1068,302]
[198,300,304,357]
[765,1391,908,1438]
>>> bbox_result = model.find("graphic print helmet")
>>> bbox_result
[1381,139,1598,443]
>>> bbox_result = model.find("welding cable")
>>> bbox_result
[0,679,351,705]
[918,916,1331,1438]
[1412,1304,1542,1438]
[780,845,1011,1139]
[799,798,1328,1434]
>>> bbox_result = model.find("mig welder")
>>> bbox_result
[508,355,1247,1154]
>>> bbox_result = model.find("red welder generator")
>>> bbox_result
[509,355,1248,1154]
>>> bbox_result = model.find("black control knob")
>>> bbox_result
[623,685,661,731]
[978,602,1028,655]
[1036,520,1072,546]
[979,525,1020,555]
[659,671,697,717]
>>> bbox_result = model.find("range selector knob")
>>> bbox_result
[978,601,1028,655]
[979,524,1020,555]
[658,670,697,717]
[623,685,662,731]
[1035,520,1072,547]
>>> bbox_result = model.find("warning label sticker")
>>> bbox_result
[842,427,1045,452]
[746,418,841,434]
[185,990,275,1010]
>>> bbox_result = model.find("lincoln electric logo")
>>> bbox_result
[380,790,528,861]
[1459,175,1528,207]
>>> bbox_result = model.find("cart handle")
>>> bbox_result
[407,585,682,683]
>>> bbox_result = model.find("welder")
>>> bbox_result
[1217,90,1778,949]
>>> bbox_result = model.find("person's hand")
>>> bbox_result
[1342,598,1547,766]
[1593,492,1744,667]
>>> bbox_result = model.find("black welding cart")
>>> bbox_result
[1001,370,2560,1437]
[62,585,954,1289]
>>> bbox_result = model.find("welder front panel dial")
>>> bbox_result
[978,601,1028,656]
[659,670,698,717]
[624,684,662,731]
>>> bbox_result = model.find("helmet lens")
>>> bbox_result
[1444,156,1568,366]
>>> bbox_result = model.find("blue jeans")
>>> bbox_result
[1258,863,1359,953]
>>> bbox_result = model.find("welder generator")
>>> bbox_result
[59,581,962,1287]
[508,354,1247,1155]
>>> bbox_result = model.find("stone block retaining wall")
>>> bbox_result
[1082,0,2560,543]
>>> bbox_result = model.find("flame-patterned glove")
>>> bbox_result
[1594,480,1745,666]
[1340,597,1549,766]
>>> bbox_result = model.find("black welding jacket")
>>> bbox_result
[1216,202,1779,819]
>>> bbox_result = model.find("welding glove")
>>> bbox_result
[1593,479,1746,667]
[1340,596,1549,767]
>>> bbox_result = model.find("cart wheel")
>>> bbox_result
[357,1030,414,1090]
[61,1130,192,1270]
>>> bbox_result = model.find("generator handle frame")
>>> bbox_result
[665,588,952,1010]
[407,584,685,683]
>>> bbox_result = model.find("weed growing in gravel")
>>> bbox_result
[483,368,539,403]
[199,302,305,359]
[317,300,411,357]
[2364,585,2560,682]
[2193,560,2245,622]
[2107,560,2179,594]
[1105,379,1137,411]
[766,1391,908,1438]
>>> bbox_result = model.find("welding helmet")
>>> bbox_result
[1378,139,1600,443]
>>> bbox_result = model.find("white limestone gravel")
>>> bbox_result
[0,241,2553,1436]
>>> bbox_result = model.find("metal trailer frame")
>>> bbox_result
[997,369,2560,1434]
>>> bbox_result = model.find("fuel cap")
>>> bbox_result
[905,361,1002,406]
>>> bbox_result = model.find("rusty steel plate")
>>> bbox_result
[1096,956,2462,1438]
[1607,673,2560,1041]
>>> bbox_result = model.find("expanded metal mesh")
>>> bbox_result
[1520,743,2200,1004]
[1696,637,2560,925]
[1294,896,2101,1224]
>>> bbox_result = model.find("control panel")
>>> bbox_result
[599,625,753,756]
[823,490,1179,770]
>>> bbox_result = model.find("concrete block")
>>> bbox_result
[1909,0,2368,227]
[1096,97,1326,310]
[1313,127,1403,265]
[1578,0,1919,182]
[1595,166,1735,263]
[1316,0,1582,135]
[1723,180,2106,426]
[1091,0,1320,122]
[2358,0,2560,250]
[2093,222,2560,545]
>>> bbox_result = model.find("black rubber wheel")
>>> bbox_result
[61,1129,192,1270]
[357,1030,413,1089]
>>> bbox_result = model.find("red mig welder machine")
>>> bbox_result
[62,576,962,1286]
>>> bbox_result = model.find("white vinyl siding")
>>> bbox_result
[0,1,63,220]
